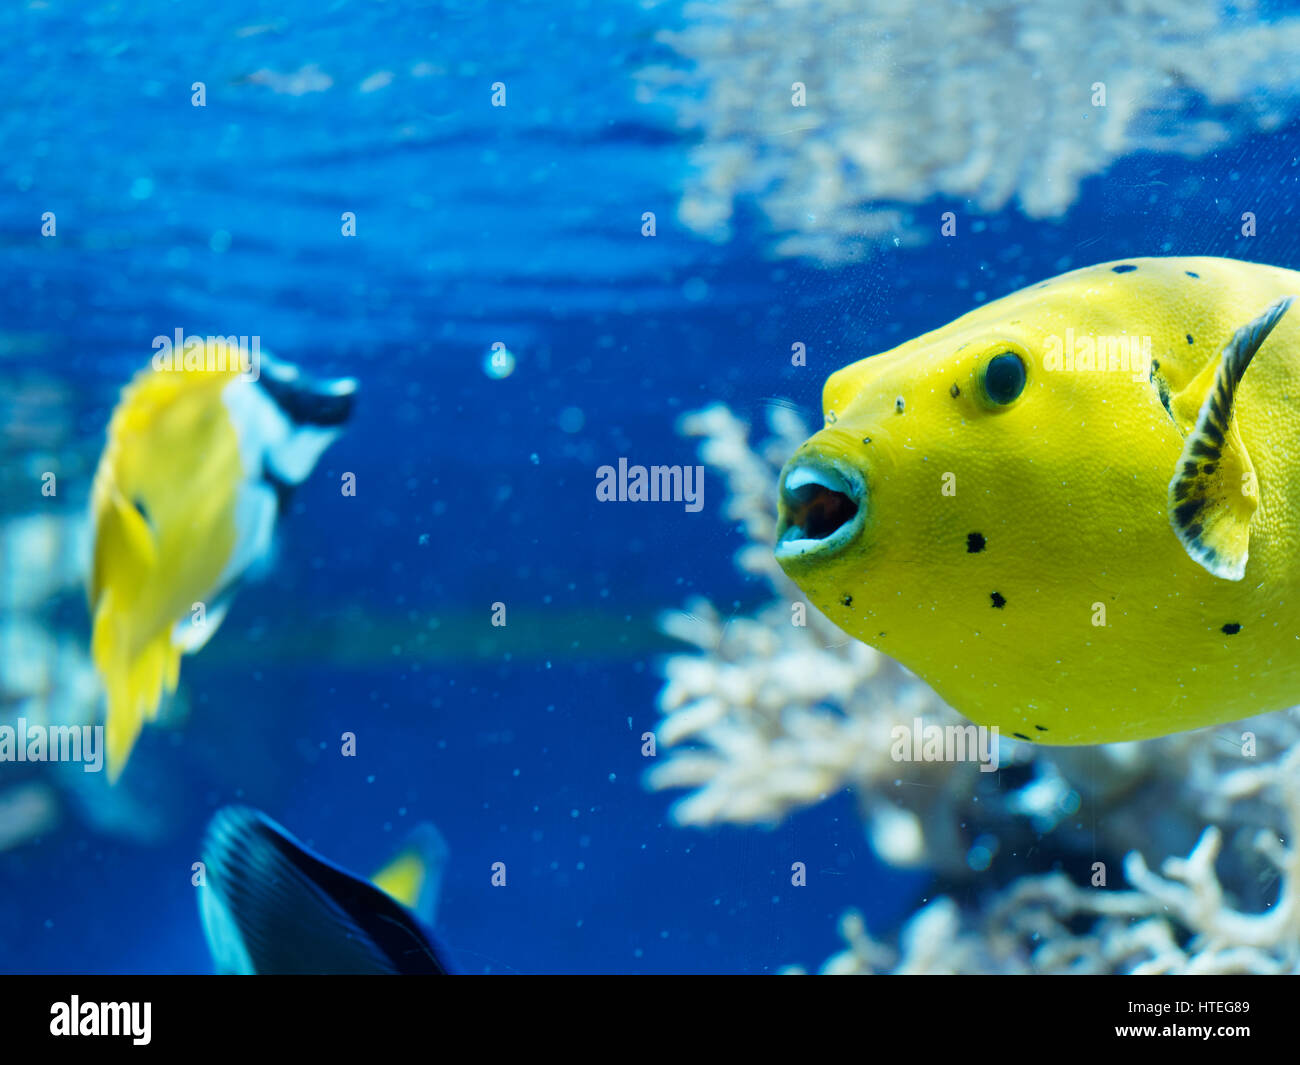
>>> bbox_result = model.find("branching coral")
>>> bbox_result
[648,404,980,867]
[651,402,1300,973]
[795,741,1300,974]
[639,0,1300,263]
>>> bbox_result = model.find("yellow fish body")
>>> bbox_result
[89,344,356,779]
[775,257,1299,744]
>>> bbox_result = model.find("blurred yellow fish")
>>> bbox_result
[88,342,356,780]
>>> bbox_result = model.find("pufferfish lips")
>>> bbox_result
[774,458,865,561]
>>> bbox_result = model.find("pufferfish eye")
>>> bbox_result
[981,351,1027,405]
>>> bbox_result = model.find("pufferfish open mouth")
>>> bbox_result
[774,459,865,561]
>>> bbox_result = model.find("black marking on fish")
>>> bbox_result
[1186,334,1194,344]
[966,532,986,553]
[133,498,152,527]
[895,396,905,414]
[1013,732,1030,740]
[1186,271,1200,278]
[257,359,356,428]
[1149,360,1174,417]
[950,383,960,398]
[1112,264,1138,273]
[1222,622,1241,635]
[990,591,1006,609]
[1034,724,1048,732]
[862,436,872,445]
[840,594,853,607]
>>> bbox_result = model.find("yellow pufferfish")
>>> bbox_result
[89,343,356,780]
[775,257,1299,744]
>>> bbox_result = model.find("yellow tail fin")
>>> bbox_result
[92,593,182,783]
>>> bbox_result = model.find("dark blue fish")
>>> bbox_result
[198,806,450,975]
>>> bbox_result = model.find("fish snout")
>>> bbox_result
[775,455,865,562]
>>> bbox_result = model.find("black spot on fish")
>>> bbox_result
[1186,521,1204,539]
[1013,732,1030,740]
[257,361,355,428]
[133,498,151,526]
[967,532,986,553]
[1222,622,1241,635]
[990,591,1006,609]
[1112,264,1137,273]
[895,396,905,414]
[1034,724,1048,732]
[1203,463,1216,475]
[950,383,960,398]
[862,436,872,445]
[1174,499,1203,526]
[840,594,853,607]
[1186,271,1200,278]
[1186,334,1194,344]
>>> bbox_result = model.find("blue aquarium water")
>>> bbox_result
[3,0,1300,976]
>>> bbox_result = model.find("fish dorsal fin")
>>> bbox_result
[1167,297,1293,580]
[370,822,450,929]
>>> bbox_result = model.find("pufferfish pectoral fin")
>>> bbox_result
[1168,296,1294,580]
